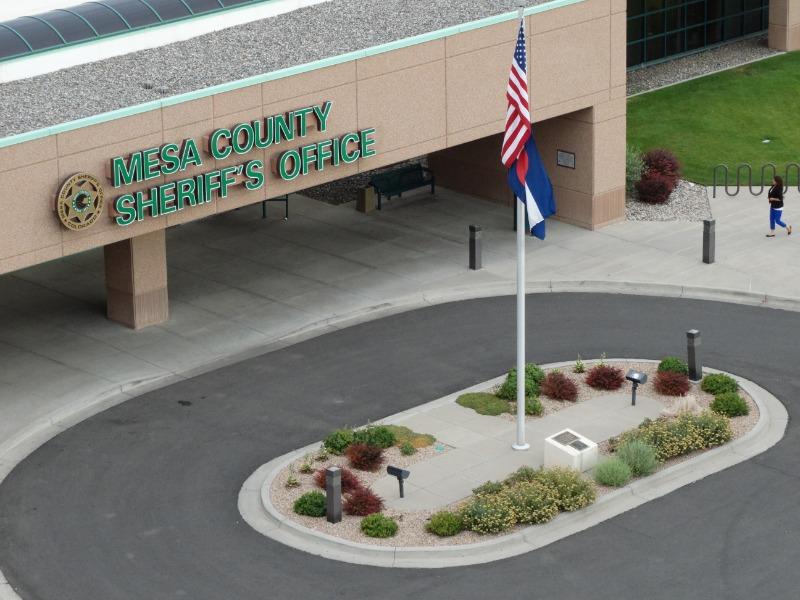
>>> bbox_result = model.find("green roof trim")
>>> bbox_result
[0,0,585,150]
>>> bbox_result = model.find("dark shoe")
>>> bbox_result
[789,225,793,235]
[766,233,776,237]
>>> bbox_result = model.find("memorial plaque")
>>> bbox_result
[557,150,576,169]
[553,431,579,446]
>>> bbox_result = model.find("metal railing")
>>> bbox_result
[711,163,800,198]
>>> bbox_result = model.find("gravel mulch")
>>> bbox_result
[627,35,781,96]
[270,360,758,547]
[303,159,426,206]
[626,179,711,222]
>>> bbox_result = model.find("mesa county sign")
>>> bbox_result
[55,101,377,230]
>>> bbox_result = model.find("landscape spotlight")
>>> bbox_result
[626,370,648,406]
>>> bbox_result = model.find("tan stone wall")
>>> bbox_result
[769,0,800,51]
[0,0,622,275]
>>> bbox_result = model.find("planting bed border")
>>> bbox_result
[238,361,787,568]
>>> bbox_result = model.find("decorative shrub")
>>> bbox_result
[400,441,417,456]
[323,428,354,455]
[541,371,578,402]
[343,487,384,516]
[635,171,673,204]
[502,481,559,525]
[626,144,645,195]
[593,458,632,487]
[616,439,657,476]
[345,443,384,471]
[352,425,396,449]
[531,467,596,512]
[472,480,504,496]
[360,513,398,538]
[616,411,732,461]
[521,396,544,416]
[658,356,689,375]
[711,392,749,417]
[456,392,510,416]
[426,511,464,537]
[653,370,691,396]
[497,363,545,401]
[701,373,738,395]
[298,459,314,474]
[460,493,516,534]
[313,466,363,494]
[643,148,681,187]
[573,356,586,374]
[315,447,329,461]
[385,425,436,449]
[503,466,538,486]
[585,364,625,391]
[285,475,300,488]
[293,491,326,517]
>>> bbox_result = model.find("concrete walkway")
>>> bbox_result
[0,186,797,463]
[373,393,663,510]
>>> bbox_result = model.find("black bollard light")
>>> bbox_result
[625,370,648,406]
[386,465,410,498]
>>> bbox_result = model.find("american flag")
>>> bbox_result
[501,18,531,168]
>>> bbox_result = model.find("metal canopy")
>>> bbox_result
[0,0,269,60]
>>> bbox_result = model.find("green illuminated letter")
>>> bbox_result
[114,195,137,226]
[278,150,301,181]
[313,101,333,132]
[244,160,265,191]
[111,153,142,188]
[209,129,232,160]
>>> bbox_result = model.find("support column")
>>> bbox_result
[769,0,800,51]
[104,230,168,329]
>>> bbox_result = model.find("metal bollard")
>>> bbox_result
[325,467,342,523]
[469,225,482,270]
[703,219,715,264]
[687,329,702,382]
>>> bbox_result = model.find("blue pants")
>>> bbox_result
[770,208,787,230]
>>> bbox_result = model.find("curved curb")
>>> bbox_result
[239,362,788,569]
[0,286,795,597]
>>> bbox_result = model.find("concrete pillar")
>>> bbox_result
[427,97,626,230]
[104,230,168,329]
[769,0,800,51]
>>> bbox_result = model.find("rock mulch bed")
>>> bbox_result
[626,180,711,222]
[270,360,758,547]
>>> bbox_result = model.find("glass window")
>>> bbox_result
[646,35,666,61]
[666,31,686,55]
[627,42,644,67]
[3,17,63,51]
[628,16,645,41]
[39,11,96,43]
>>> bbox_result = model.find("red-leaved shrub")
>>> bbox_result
[540,371,578,402]
[345,443,384,471]
[643,149,681,187]
[635,171,673,204]
[585,364,625,391]
[343,487,385,516]
[313,466,363,494]
[653,370,691,396]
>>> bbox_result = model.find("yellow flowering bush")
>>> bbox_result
[531,467,596,512]
[502,481,559,524]
[460,493,516,534]
[615,411,732,462]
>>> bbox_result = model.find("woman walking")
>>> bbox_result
[767,175,792,237]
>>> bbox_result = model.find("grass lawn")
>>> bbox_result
[627,51,800,185]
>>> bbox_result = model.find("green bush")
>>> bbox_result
[497,363,545,401]
[460,493,516,534]
[658,356,689,375]
[503,466,538,486]
[400,441,417,456]
[502,482,559,524]
[385,425,436,449]
[593,458,632,487]
[472,480,504,496]
[701,373,738,395]
[573,356,586,374]
[456,393,510,416]
[531,467,596,512]
[617,411,733,461]
[626,144,644,196]
[323,428,354,455]
[616,439,657,476]
[523,396,543,416]
[360,513,398,538]
[711,392,749,417]
[426,511,464,537]
[353,425,396,449]
[293,491,326,517]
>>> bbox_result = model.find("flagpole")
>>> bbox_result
[512,5,529,451]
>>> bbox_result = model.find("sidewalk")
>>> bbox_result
[0,186,796,461]
[373,393,663,510]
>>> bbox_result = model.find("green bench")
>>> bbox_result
[369,164,435,210]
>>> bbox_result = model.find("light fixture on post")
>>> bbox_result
[626,370,648,406]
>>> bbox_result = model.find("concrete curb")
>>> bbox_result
[238,362,788,569]
[0,286,795,595]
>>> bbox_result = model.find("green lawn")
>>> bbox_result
[627,52,800,185]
